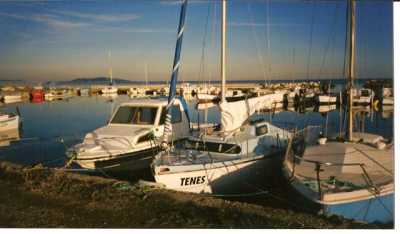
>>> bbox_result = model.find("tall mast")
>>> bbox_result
[162,0,188,146]
[108,51,113,86]
[145,62,148,89]
[166,0,188,106]
[220,0,227,102]
[347,0,355,141]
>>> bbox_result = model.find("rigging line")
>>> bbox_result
[264,0,272,85]
[306,0,316,80]
[373,192,394,217]
[342,0,350,84]
[209,0,217,87]
[353,147,393,176]
[247,2,268,84]
[291,47,295,84]
[318,2,340,79]
[197,0,212,84]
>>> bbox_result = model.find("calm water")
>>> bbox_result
[0,94,394,224]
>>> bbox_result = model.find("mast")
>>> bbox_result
[162,0,188,147]
[220,0,227,102]
[166,0,188,106]
[108,51,113,86]
[145,62,148,89]
[347,0,355,141]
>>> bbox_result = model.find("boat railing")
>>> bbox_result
[289,155,379,200]
[284,128,387,200]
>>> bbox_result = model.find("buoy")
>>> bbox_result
[318,137,327,145]
[376,141,386,150]
[373,99,379,109]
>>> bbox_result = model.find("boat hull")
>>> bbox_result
[381,97,394,105]
[154,151,284,195]
[317,95,337,104]
[73,147,160,172]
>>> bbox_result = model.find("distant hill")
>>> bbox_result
[45,77,141,86]
[0,79,28,86]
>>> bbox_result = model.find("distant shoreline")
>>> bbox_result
[0,77,393,87]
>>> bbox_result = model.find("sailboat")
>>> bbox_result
[316,82,337,104]
[152,0,291,195]
[282,0,393,222]
[101,52,118,95]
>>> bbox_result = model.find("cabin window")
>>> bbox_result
[185,140,241,154]
[110,106,133,124]
[171,105,182,123]
[361,90,370,97]
[256,125,268,136]
[111,106,157,125]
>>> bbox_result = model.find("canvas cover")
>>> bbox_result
[219,93,282,132]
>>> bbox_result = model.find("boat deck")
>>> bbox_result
[286,139,394,201]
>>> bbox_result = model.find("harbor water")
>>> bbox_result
[0,91,394,224]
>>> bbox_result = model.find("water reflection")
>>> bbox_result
[0,94,394,223]
[0,128,20,147]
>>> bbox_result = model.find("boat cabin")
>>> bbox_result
[108,98,190,141]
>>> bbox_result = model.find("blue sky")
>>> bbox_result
[0,0,393,82]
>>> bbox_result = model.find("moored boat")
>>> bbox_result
[30,86,45,103]
[282,0,393,223]
[152,0,292,195]
[1,93,22,104]
[67,97,190,172]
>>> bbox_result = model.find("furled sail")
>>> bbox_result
[219,93,282,132]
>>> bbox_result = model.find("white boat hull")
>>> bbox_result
[154,153,282,195]
[2,95,22,104]
[73,147,157,171]
[318,95,337,104]
[382,97,394,105]
[101,86,118,94]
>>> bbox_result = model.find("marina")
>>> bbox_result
[0,0,395,229]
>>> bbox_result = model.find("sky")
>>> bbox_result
[0,0,393,83]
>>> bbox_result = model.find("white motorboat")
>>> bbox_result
[128,87,146,97]
[152,0,291,195]
[101,85,118,95]
[317,94,337,104]
[380,87,393,105]
[352,88,374,105]
[67,98,190,171]
[317,104,336,113]
[282,0,393,223]
[79,88,90,96]
[1,93,22,104]
[45,89,72,101]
